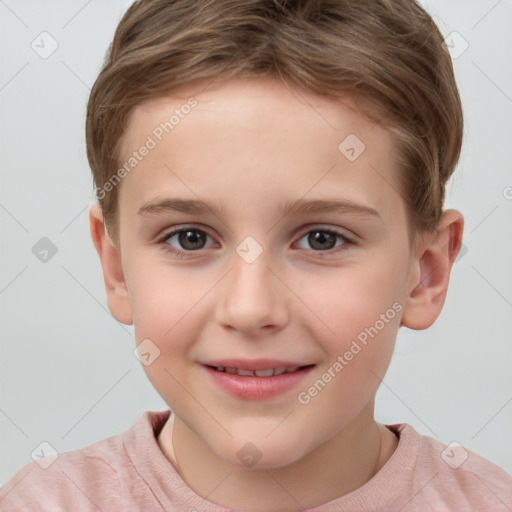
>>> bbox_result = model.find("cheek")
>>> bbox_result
[126,261,217,380]
[293,262,403,406]
[300,261,404,344]
[127,258,204,337]
[296,273,401,427]
[126,264,208,411]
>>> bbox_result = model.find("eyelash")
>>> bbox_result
[158,226,355,259]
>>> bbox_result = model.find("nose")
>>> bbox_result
[214,248,291,337]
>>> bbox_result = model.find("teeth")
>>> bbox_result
[213,365,304,377]
[255,368,274,377]
[237,369,255,376]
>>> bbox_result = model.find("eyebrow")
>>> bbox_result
[280,198,380,219]
[137,197,380,219]
[138,198,226,217]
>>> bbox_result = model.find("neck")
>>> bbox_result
[158,404,398,512]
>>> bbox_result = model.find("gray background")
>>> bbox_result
[1,0,511,487]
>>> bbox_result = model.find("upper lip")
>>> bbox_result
[202,359,313,371]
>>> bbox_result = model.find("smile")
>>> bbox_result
[202,362,316,400]
[210,365,303,377]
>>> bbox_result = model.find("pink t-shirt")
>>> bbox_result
[1,409,510,511]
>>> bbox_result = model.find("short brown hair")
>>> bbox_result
[86,0,463,245]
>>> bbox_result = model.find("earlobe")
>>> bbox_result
[401,209,464,330]
[89,204,133,325]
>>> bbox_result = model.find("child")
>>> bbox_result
[1,0,511,510]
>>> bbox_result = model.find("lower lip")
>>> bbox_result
[202,364,315,400]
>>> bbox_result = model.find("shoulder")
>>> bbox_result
[392,423,512,511]
[0,410,170,511]
[0,434,123,510]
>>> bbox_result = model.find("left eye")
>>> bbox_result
[296,229,351,252]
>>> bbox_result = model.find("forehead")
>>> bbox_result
[118,77,404,224]
[123,77,385,150]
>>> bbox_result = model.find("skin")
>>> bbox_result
[90,77,464,511]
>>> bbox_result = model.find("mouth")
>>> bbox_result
[205,364,314,377]
[201,360,316,400]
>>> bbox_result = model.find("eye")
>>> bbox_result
[160,227,216,257]
[295,227,353,253]
[158,225,354,259]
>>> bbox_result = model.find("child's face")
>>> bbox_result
[115,77,419,467]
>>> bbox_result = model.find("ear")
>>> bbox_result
[89,204,133,325]
[401,209,464,330]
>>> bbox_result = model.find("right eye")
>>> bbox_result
[160,227,216,257]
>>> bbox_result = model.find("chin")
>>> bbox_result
[219,436,309,471]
